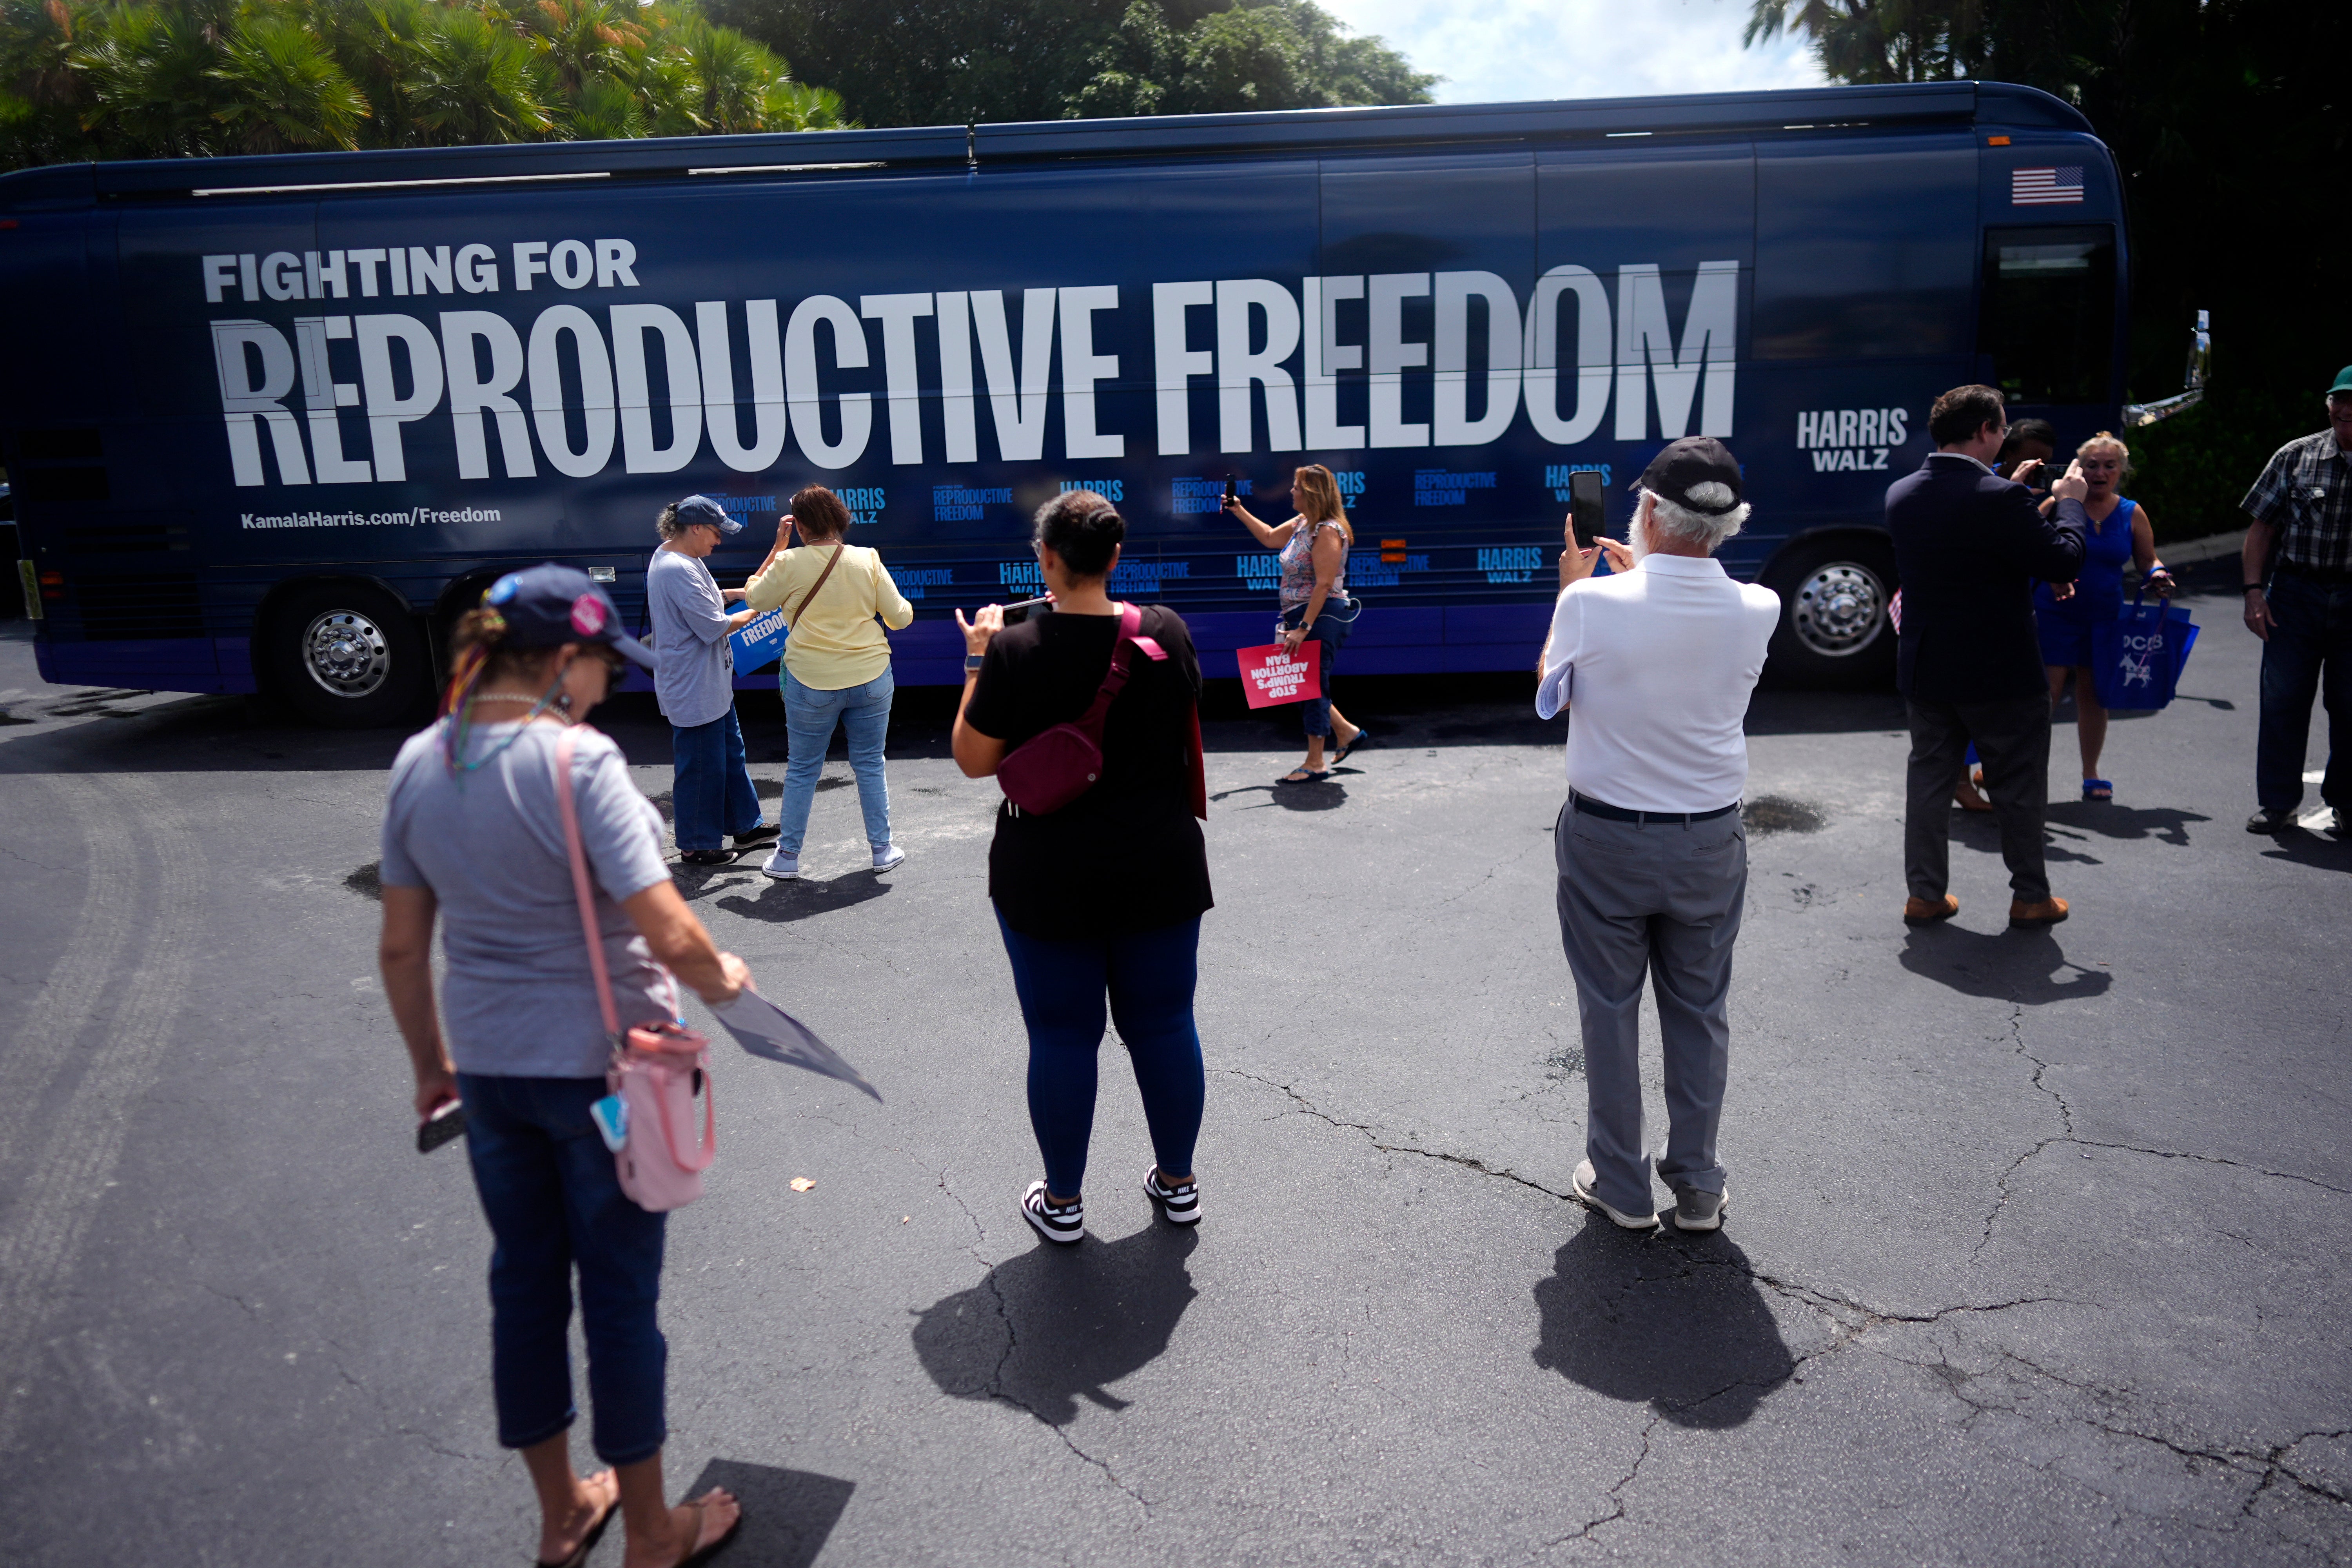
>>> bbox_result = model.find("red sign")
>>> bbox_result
[1236,641,1323,708]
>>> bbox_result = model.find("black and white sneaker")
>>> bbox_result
[1143,1165,1200,1225]
[1020,1180,1083,1244]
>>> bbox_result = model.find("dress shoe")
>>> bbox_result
[2009,896,2069,927]
[1903,894,1959,924]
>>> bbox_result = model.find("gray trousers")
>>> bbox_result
[1553,799,1747,1216]
[1903,694,2052,902]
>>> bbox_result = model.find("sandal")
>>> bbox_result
[534,1473,619,1568]
[667,1491,743,1568]
[2082,779,2112,801]
[1278,768,1330,785]
[1331,727,1373,765]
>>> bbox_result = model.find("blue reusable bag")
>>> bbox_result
[2090,593,2197,711]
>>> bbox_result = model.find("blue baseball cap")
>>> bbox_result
[673,494,741,535]
[482,563,655,669]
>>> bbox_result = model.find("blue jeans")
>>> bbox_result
[1281,599,1358,739]
[670,707,762,851]
[779,667,893,854]
[994,913,1206,1199]
[2258,572,2352,813]
[457,1074,668,1466]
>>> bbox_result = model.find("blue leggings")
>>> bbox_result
[994,913,1206,1199]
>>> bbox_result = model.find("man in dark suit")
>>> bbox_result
[1887,385,2091,927]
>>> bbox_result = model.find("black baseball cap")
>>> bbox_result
[674,494,742,534]
[1631,436,1745,515]
[482,563,655,669]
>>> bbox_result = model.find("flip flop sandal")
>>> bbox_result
[2082,779,2113,800]
[1278,769,1330,785]
[670,1494,744,1568]
[1331,728,1374,764]
[534,1477,619,1568]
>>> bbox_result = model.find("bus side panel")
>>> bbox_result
[1742,132,1981,554]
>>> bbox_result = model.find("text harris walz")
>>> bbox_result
[198,247,1742,490]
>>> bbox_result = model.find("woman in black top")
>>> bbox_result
[952,491,1211,1245]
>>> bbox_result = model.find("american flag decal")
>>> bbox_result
[2011,166,2085,205]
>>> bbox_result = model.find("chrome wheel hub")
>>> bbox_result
[301,609,390,698]
[1789,563,1886,659]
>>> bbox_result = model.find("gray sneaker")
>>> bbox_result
[1670,1183,1728,1233]
[1572,1159,1659,1230]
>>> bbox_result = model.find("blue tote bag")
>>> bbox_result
[2090,593,2198,711]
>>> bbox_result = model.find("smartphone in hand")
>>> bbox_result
[417,1099,467,1154]
[1569,470,1606,548]
[1223,474,1238,506]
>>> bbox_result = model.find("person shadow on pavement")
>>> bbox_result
[1898,924,2112,1004]
[910,1227,1201,1425]
[1532,1220,1796,1429]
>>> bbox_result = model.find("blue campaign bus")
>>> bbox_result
[0,78,2130,724]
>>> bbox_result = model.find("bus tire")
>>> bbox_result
[1762,537,1898,688]
[265,582,430,728]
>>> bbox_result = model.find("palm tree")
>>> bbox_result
[209,12,369,152]
[563,72,642,138]
[74,3,229,157]
[405,6,552,145]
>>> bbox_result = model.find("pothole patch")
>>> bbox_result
[345,861,383,900]
[1744,795,1826,835]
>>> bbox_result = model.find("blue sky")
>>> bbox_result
[1316,0,1830,106]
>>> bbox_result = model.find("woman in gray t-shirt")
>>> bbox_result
[378,564,746,1567]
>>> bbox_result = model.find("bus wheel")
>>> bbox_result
[1763,539,1897,687]
[266,583,429,728]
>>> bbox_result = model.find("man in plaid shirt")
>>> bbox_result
[2241,365,2352,835]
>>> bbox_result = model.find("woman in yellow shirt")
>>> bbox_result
[742,485,915,879]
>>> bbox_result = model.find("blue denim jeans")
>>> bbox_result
[779,667,893,854]
[670,706,762,851]
[1280,599,1358,739]
[2257,572,2352,813]
[457,1073,668,1466]
[995,913,1205,1198]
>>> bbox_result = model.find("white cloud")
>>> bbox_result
[1317,0,1830,106]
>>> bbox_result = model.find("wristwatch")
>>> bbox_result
[964,653,985,672]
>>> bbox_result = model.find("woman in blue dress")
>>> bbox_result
[2034,432,2175,799]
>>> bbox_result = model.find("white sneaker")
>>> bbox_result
[871,844,906,871]
[760,848,800,880]
[1572,1159,1659,1230]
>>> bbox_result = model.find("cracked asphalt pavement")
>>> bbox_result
[1,590,2347,1566]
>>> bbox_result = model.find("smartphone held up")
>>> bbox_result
[1569,470,1606,548]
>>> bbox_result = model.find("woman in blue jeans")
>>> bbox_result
[951,491,1213,1243]
[378,564,746,1568]
[742,485,915,879]
[1226,463,1367,783]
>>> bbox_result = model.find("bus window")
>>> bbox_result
[1977,227,2115,405]
[1753,137,1976,361]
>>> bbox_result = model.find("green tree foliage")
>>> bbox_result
[700,0,1434,128]
[0,0,852,169]
[1749,0,2351,539]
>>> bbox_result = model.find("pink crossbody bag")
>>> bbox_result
[554,727,716,1212]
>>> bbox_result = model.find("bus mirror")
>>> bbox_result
[2122,309,2210,428]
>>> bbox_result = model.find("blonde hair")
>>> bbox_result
[2077,430,2132,478]
[1292,465,1353,548]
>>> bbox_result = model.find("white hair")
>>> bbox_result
[1640,486,1750,554]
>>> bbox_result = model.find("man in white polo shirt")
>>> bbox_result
[1536,437,1781,1233]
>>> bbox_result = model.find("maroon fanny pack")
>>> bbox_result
[996,603,1170,815]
